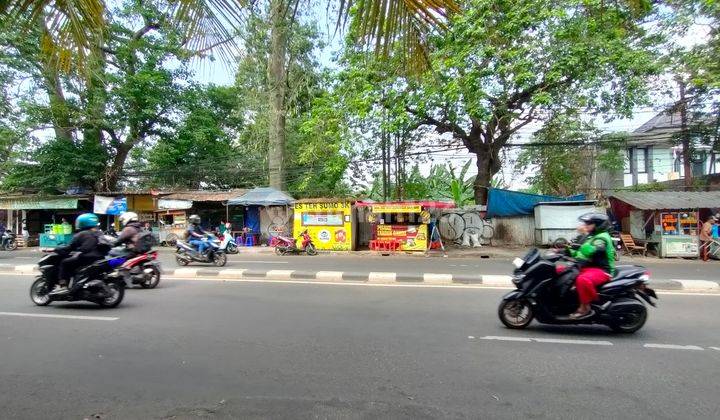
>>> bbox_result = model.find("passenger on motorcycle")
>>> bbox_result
[567,212,616,319]
[187,215,210,255]
[115,212,142,249]
[54,213,106,293]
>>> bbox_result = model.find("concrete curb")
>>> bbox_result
[0,264,715,292]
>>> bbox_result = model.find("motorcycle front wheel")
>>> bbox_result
[5,240,18,251]
[213,253,227,267]
[98,281,124,308]
[175,252,190,266]
[498,299,534,329]
[305,243,318,256]
[30,277,52,306]
[227,242,238,254]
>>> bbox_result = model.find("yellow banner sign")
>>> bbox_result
[371,203,422,213]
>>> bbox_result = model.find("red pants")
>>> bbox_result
[576,267,611,304]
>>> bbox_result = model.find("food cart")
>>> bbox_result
[293,199,354,250]
[608,191,720,259]
[359,201,454,252]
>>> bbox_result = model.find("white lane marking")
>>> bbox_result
[368,272,396,283]
[480,336,611,346]
[710,347,720,351]
[0,312,118,321]
[15,264,36,273]
[480,336,532,342]
[644,343,704,351]
[533,338,613,346]
[233,260,288,264]
[673,280,720,291]
[166,276,500,289]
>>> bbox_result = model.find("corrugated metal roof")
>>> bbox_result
[609,191,720,210]
[163,189,247,202]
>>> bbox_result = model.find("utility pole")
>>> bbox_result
[677,78,693,189]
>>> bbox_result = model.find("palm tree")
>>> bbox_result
[2,0,459,189]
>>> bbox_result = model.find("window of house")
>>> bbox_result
[636,148,647,173]
[624,149,632,174]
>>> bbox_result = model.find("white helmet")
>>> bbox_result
[119,211,139,226]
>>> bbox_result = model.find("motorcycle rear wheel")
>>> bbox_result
[30,277,52,306]
[608,303,647,333]
[6,240,18,251]
[175,253,190,266]
[275,246,285,256]
[498,299,534,329]
[140,266,161,289]
[213,253,227,267]
[98,281,124,308]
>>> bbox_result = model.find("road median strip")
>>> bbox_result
[1,264,716,292]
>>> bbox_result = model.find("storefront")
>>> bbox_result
[609,191,720,258]
[358,201,455,252]
[228,187,295,246]
[293,200,354,250]
[0,195,90,247]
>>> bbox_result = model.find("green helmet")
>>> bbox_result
[75,213,100,230]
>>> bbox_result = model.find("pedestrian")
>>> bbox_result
[699,215,716,261]
[21,219,29,242]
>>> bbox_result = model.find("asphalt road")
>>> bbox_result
[2,247,720,282]
[0,274,719,419]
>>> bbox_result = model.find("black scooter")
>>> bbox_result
[498,248,657,333]
[29,248,125,308]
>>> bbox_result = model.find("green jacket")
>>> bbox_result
[568,231,616,275]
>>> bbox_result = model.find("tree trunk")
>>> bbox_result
[267,0,288,191]
[103,142,132,191]
[473,143,493,205]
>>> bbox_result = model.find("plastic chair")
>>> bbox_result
[235,236,244,247]
[245,234,255,247]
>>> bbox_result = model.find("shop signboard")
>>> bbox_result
[94,196,128,215]
[293,202,353,250]
[371,203,422,213]
[375,224,428,251]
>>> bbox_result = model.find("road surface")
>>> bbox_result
[0,274,718,419]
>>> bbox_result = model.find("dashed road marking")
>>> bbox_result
[643,344,704,351]
[710,347,720,351]
[533,338,613,346]
[480,336,532,342]
[0,312,118,321]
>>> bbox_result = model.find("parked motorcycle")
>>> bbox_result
[498,248,657,333]
[218,233,239,254]
[1,230,17,251]
[29,250,125,308]
[274,230,317,256]
[175,238,227,266]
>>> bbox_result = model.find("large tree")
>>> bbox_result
[342,0,661,203]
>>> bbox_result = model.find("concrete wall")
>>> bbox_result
[490,215,535,246]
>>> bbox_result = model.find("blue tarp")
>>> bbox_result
[486,188,585,218]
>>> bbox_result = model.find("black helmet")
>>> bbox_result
[188,214,201,225]
[579,212,611,233]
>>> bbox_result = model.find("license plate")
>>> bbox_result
[512,257,524,269]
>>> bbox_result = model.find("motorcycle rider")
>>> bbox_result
[187,214,210,255]
[567,212,616,319]
[54,213,106,293]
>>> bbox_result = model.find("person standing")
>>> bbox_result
[699,215,716,261]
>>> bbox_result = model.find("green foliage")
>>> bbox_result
[516,113,626,196]
[624,182,665,192]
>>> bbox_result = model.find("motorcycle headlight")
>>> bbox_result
[512,257,524,269]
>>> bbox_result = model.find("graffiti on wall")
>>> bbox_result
[438,211,494,247]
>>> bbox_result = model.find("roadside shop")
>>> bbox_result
[609,191,720,258]
[227,187,295,246]
[0,195,91,247]
[292,199,355,251]
[356,201,454,252]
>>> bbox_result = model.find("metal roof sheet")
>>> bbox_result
[608,191,720,210]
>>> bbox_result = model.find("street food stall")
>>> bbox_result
[293,199,354,250]
[609,191,720,258]
[227,187,295,246]
[357,201,454,252]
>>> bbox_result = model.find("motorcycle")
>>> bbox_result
[1,230,17,251]
[274,230,317,256]
[107,247,161,289]
[218,233,239,254]
[498,248,657,333]
[29,249,125,308]
[175,237,227,266]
